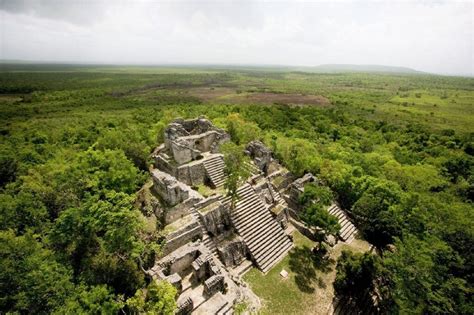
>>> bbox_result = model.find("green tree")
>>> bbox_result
[0,147,18,188]
[226,113,261,145]
[334,250,395,313]
[299,183,333,207]
[301,203,340,248]
[54,285,122,315]
[126,280,177,315]
[299,184,340,248]
[49,191,145,295]
[384,235,472,314]
[351,179,402,249]
[0,231,74,314]
[221,142,251,210]
[0,191,49,234]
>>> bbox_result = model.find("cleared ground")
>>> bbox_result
[243,230,371,315]
[184,87,331,106]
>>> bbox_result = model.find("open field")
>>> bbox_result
[2,65,472,133]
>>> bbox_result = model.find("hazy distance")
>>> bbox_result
[1,0,472,76]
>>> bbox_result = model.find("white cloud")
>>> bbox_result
[0,0,472,75]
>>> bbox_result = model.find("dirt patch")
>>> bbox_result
[186,87,331,107]
[236,92,330,106]
[185,87,237,102]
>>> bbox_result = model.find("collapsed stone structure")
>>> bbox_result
[140,117,359,314]
[154,117,230,188]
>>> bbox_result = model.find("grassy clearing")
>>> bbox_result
[379,90,474,132]
[243,231,371,315]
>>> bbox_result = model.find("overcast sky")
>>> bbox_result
[0,0,472,75]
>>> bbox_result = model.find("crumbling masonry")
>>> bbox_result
[139,117,359,314]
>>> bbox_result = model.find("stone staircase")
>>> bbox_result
[268,183,285,206]
[190,207,219,257]
[243,160,262,176]
[228,184,293,273]
[328,204,358,243]
[203,155,226,188]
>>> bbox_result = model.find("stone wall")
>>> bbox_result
[176,160,206,186]
[163,118,230,165]
[269,170,295,191]
[151,169,203,224]
[289,217,317,242]
[163,219,203,255]
[204,275,225,296]
[217,237,248,268]
[164,199,192,225]
[152,169,189,206]
[177,297,193,315]
[271,204,289,229]
[158,242,204,276]
[198,201,232,237]
[286,173,318,214]
[245,140,273,174]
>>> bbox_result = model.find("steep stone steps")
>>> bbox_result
[203,155,226,188]
[268,183,285,205]
[327,204,358,243]
[243,161,262,176]
[190,207,219,257]
[260,241,293,272]
[231,184,293,273]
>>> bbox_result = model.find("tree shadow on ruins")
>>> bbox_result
[288,245,335,293]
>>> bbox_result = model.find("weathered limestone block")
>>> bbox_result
[171,139,201,165]
[156,242,206,276]
[176,160,206,186]
[191,255,210,282]
[153,150,176,176]
[198,201,232,237]
[325,234,337,247]
[165,117,214,144]
[163,118,230,165]
[271,204,289,229]
[152,169,189,206]
[204,275,225,296]
[135,180,164,219]
[151,169,203,224]
[162,216,203,255]
[246,140,273,174]
[208,258,221,276]
[176,297,193,315]
[217,237,248,268]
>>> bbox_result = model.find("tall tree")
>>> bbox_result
[351,179,402,249]
[299,184,340,249]
[221,142,251,210]
[126,280,177,315]
[0,231,74,314]
[334,251,395,313]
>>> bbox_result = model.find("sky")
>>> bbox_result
[0,0,473,75]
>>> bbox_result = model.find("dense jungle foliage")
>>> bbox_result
[0,65,472,314]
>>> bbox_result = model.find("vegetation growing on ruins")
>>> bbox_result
[0,65,473,314]
[299,184,340,248]
[221,142,251,208]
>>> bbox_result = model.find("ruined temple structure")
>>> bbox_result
[153,117,230,188]
[140,117,358,313]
